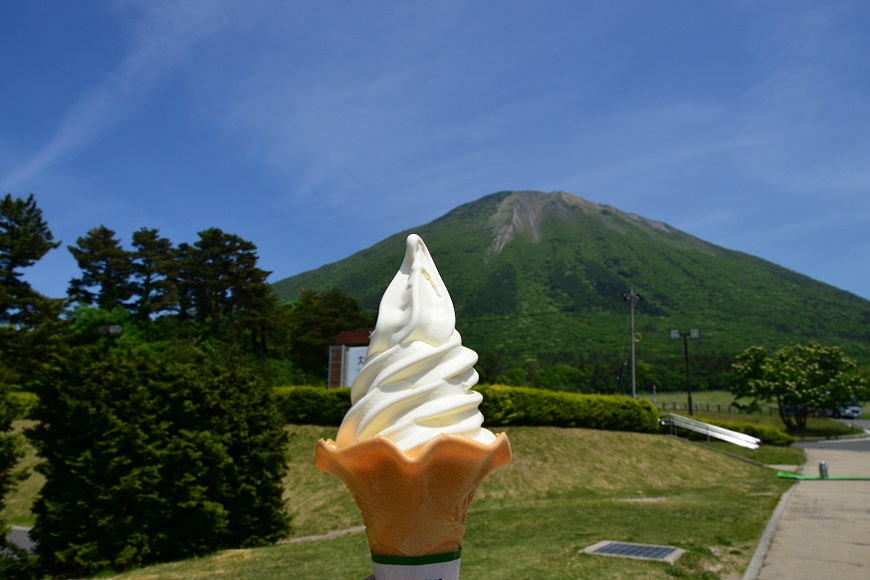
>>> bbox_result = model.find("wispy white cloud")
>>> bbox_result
[194,3,598,207]
[3,0,234,190]
[5,0,870,300]
[729,3,870,199]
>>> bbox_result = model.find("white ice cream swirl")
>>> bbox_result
[335,234,496,456]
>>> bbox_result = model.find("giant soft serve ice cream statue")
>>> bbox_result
[315,234,511,580]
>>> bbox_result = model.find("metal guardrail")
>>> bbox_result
[661,413,760,449]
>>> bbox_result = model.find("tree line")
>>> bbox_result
[476,350,741,394]
[67,224,283,353]
[0,193,371,577]
[4,194,373,384]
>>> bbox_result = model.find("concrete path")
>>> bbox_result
[4,525,35,553]
[746,438,870,579]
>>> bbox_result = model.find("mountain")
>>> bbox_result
[272,191,870,366]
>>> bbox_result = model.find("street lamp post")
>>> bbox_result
[621,288,643,398]
[99,324,123,354]
[670,328,700,416]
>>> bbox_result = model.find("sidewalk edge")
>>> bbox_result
[742,483,796,580]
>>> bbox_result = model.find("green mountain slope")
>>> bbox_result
[272,191,870,365]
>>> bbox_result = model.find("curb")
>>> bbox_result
[741,483,796,580]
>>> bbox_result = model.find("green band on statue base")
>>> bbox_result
[371,549,462,566]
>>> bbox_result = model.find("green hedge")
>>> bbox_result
[660,417,795,446]
[477,384,659,432]
[274,386,351,426]
[274,384,660,433]
[706,420,795,446]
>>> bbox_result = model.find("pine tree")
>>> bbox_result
[0,192,64,381]
[0,193,63,573]
[131,227,178,320]
[68,226,135,310]
[184,228,282,351]
[288,287,373,381]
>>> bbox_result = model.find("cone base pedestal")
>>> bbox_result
[315,433,511,558]
[368,551,462,580]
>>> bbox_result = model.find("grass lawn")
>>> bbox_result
[694,440,805,466]
[89,425,794,579]
[2,420,43,527]
[640,389,742,407]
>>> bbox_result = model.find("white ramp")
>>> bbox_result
[661,413,760,449]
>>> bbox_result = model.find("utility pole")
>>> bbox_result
[621,288,643,398]
[670,328,700,416]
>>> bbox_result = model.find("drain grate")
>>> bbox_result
[581,541,685,563]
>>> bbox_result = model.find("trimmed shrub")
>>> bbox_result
[477,384,660,433]
[273,384,659,433]
[707,420,795,446]
[274,386,351,425]
[660,417,795,447]
[29,348,291,578]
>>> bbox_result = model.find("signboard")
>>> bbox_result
[344,346,368,387]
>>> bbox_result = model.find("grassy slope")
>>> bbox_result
[2,421,42,527]
[101,425,793,579]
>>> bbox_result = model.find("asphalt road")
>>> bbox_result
[4,525,34,553]
[796,419,870,451]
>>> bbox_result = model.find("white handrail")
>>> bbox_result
[661,413,760,449]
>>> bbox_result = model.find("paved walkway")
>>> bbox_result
[745,441,870,579]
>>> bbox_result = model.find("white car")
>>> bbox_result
[833,405,863,419]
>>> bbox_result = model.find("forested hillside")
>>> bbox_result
[273,191,870,390]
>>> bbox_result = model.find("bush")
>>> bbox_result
[477,384,660,432]
[272,384,659,434]
[707,420,795,446]
[274,386,351,425]
[28,348,292,578]
[660,417,795,447]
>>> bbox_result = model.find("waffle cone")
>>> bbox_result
[315,433,511,557]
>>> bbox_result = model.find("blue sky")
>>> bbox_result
[3,1,869,301]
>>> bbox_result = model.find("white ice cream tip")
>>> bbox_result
[335,234,495,455]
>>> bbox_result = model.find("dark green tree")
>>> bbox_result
[239,290,293,357]
[535,362,592,392]
[0,194,65,377]
[475,351,510,385]
[184,228,283,352]
[186,228,247,334]
[0,193,63,576]
[130,228,178,320]
[28,347,291,577]
[731,342,868,431]
[174,242,196,322]
[68,226,135,310]
[0,194,60,289]
[287,287,373,381]
[62,305,131,352]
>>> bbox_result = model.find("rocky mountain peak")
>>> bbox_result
[486,191,577,255]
